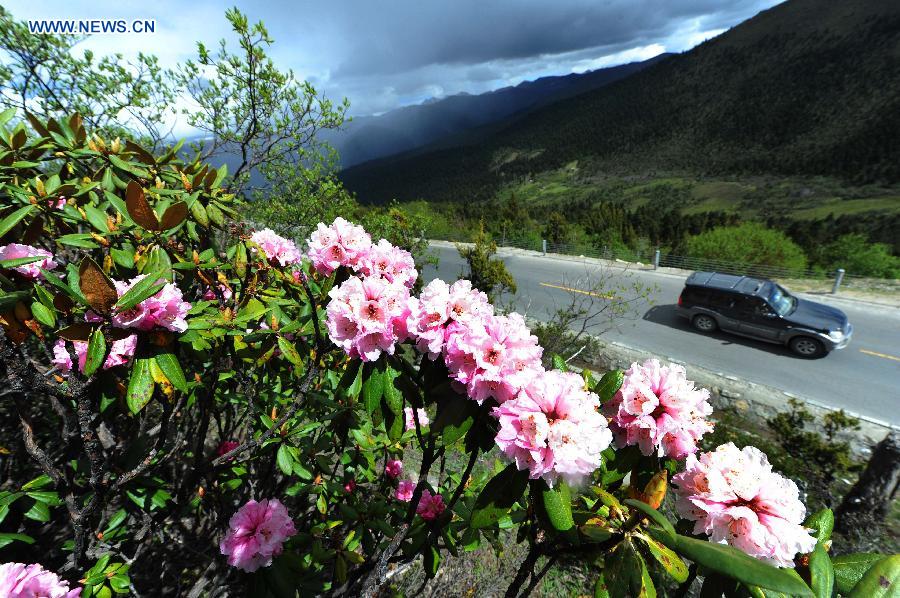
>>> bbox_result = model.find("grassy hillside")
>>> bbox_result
[341,0,900,203]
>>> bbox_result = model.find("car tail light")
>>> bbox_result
[677,293,683,306]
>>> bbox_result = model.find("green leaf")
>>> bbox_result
[594,571,610,598]
[189,200,209,227]
[605,540,656,598]
[596,370,624,403]
[276,445,294,476]
[21,474,52,490]
[808,544,834,598]
[153,353,188,393]
[56,233,100,248]
[362,362,385,415]
[431,389,478,445]
[470,463,529,529]
[635,532,689,583]
[0,204,34,238]
[0,532,34,549]
[84,205,110,232]
[834,553,887,594]
[126,358,155,414]
[647,529,814,597]
[82,328,107,377]
[847,555,900,597]
[424,545,440,579]
[24,499,50,522]
[601,445,641,486]
[0,255,45,269]
[551,353,568,371]
[803,509,834,543]
[382,364,403,415]
[115,272,165,310]
[540,479,574,532]
[277,336,304,368]
[30,301,56,327]
[624,499,676,540]
[337,360,363,401]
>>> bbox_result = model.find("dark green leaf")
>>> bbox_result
[635,531,688,583]
[624,499,676,540]
[833,553,887,594]
[647,529,813,597]
[82,328,107,377]
[362,362,385,415]
[276,445,294,476]
[552,353,568,371]
[847,555,899,597]
[153,353,188,393]
[596,370,624,403]
[470,463,529,529]
[424,545,440,579]
[56,233,99,248]
[541,479,574,532]
[808,544,834,598]
[126,358,155,414]
[277,336,304,368]
[0,532,34,549]
[0,204,34,239]
[432,389,478,445]
[605,540,656,598]
[0,255,44,269]
[30,301,56,327]
[382,364,403,415]
[338,360,363,401]
[115,272,165,310]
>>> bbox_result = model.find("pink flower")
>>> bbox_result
[404,407,429,431]
[494,370,612,486]
[306,217,372,275]
[357,239,417,288]
[416,490,446,521]
[0,243,57,279]
[203,284,233,301]
[395,480,415,502]
[603,359,713,459]
[216,440,240,459]
[344,479,357,493]
[385,459,403,478]
[405,279,452,358]
[250,228,303,267]
[444,311,542,404]
[52,335,137,374]
[325,275,410,361]
[672,443,817,567]
[220,499,297,573]
[0,562,80,597]
[50,196,66,210]
[109,276,191,333]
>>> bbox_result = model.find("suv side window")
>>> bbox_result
[708,291,735,309]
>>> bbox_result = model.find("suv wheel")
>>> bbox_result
[692,314,717,333]
[789,336,825,358]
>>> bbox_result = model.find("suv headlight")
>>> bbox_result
[827,329,844,341]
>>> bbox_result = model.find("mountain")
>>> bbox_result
[340,0,900,204]
[322,56,667,168]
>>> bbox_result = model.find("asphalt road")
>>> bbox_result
[423,244,900,425]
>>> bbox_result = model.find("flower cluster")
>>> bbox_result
[0,243,57,279]
[325,275,411,361]
[0,562,79,597]
[672,443,817,567]
[100,276,191,333]
[357,238,417,288]
[219,499,297,573]
[603,359,713,459]
[494,370,612,485]
[395,480,416,502]
[385,459,403,478]
[416,490,446,520]
[250,228,303,267]
[307,217,372,275]
[52,335,137,374]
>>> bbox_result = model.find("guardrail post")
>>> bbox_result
[831,268,845,294]
[653,248,660,270]
[542,239,547,255]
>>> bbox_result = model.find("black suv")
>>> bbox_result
[676,272,852,358]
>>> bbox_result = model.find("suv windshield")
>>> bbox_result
[769,285,796,316]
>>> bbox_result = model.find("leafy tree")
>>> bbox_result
[686,222,808,272]
[542,212,571,247]
[0,7,177,148]
[818,233,900,278]
[177,8,349,195]
[456,223,516,302]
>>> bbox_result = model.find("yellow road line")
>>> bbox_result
[539,281,615,299]
[860,349,900,363]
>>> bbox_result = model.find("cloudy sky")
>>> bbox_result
[5,0,782,131]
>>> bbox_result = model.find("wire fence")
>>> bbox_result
[441,234,895,294]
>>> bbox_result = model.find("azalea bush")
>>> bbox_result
[0,111,897,598]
